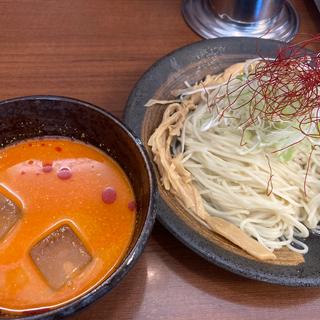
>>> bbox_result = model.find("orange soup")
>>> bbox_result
[0,137,136,314]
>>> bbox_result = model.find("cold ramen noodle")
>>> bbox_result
[0,138,136,314]
[147,53,320,261]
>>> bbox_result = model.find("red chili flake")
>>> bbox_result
[57,167,72,180]
[28,160,34,165]
[21,171,26,175]
[102,187,117,204]
[128,201,136,211]
[55,146,62,152]
[28,143,32,147]
[42,163,53,173]
[41,143,45,147]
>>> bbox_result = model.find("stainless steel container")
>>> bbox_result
[182,0,299,41]
[211,0,285,24]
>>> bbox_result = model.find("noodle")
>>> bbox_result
[147,60,320,260]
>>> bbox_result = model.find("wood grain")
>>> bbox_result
[0,0,319,319]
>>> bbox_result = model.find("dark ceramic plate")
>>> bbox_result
[124,37,320,286]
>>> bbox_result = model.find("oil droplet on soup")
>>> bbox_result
[0,137,136,314]
[102,186,117,204]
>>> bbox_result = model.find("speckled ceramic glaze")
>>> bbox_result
[124,37,320,286]
[0,96,156,319]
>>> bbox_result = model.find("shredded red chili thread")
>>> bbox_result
[202,35,319,140]
[265,155,274,196]
[242,35,320,134]
[199,35,320,196]
[243,35,320,196]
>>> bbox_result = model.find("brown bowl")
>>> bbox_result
[0,95,156,319]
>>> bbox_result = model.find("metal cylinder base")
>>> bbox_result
[181,0,299,42]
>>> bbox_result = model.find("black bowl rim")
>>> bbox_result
[0,95,157,319]
[123,37,320,287]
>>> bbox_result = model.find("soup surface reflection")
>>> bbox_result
[0,137,136,314]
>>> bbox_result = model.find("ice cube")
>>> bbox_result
[0,193,21,240]
[30,225,92,290]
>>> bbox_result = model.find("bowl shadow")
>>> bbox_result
[74,253,148,320]
[152,222,320,308]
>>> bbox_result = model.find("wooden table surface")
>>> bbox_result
[1,1,320,319]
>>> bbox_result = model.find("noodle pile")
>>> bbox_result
[148,60,320,260]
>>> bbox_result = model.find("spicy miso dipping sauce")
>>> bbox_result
[0,137,136,314]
